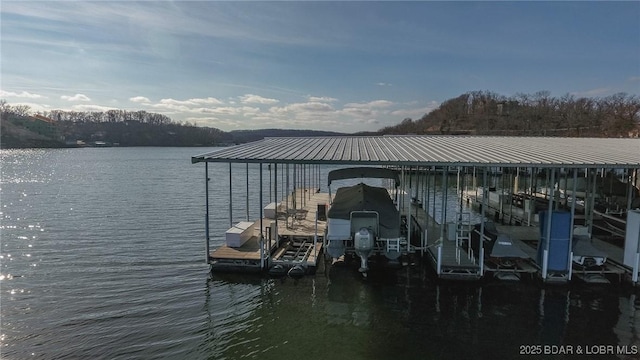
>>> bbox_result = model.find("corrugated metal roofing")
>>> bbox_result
[192,135,640,168]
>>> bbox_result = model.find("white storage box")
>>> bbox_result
[264,202,277,219]
[225,221,255,248]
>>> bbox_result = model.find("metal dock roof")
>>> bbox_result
[192,135,640,168]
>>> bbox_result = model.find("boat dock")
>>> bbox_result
[192,136,640,284]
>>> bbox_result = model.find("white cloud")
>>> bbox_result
[191,97,225,105]
[287,102,335,112]
[338,100,394,119]
[185,116,229,128]
[206,106,260,116]
[390,101,439,118]
[130,96,151,103]
[308,96,338,102]
[376,82,392,87]
[340,107,377,118]
[0,90,45,99]
[353,118,380,124]
[4,101,51,113]
[61,93,91,102]
[71,104,117,112]
[149,97,226,113]
[159,97,224,106]
[344,100,394,108]
[239,94,279,105]
[150,102,189,113]
[570,87,612,97]
[269,102,335,115]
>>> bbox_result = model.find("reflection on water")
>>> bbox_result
[200,263,640,360]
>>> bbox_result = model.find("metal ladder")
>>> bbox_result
[456,212,473,263]
[386,238,401,253]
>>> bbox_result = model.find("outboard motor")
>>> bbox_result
[354,227,374,273]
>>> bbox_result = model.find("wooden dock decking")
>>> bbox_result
[209,189,329,273]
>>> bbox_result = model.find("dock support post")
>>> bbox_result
[274,163,279,249]
[432,167,437,222]
[269,164,272,203]
[628,169,634,211]
[633,253,639,284]
[285,164,289,218]
[260,163,265,270]
[408,166,412,252]
[480,168,488,277]
[422,229,427,256]
[314,209,318,262]
[499,167,504,222]
[440,167,447,241]
[437,244,442,275]
[479,245,484,275]
[542,249,549,280]
[293,164,297,216]
[589,168,598,236]
[634,209,640,285]
[246,163,249,221]
[542,169,556,280]
[424,167,430,227]
[568,168,578,280]
[205,162,210,264]
[473,167,477,199]
[229,163,233,228]
[568,251,573,281]
[508,168,514,224]
[400,166,404,237]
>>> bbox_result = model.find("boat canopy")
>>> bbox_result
[328,167,400,187]
[327,183,400,238]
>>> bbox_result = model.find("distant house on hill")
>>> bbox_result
[28,114,61,139]
[31,114,55,124]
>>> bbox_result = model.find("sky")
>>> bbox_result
[1,1,639,133]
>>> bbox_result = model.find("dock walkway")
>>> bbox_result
[411,201,482,280]
[209,189,329,273]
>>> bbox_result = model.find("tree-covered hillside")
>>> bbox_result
[379,91,640,137]
[2,91,639,149]
[0,100,347,148]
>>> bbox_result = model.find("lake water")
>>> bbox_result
[2,147,639,359]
